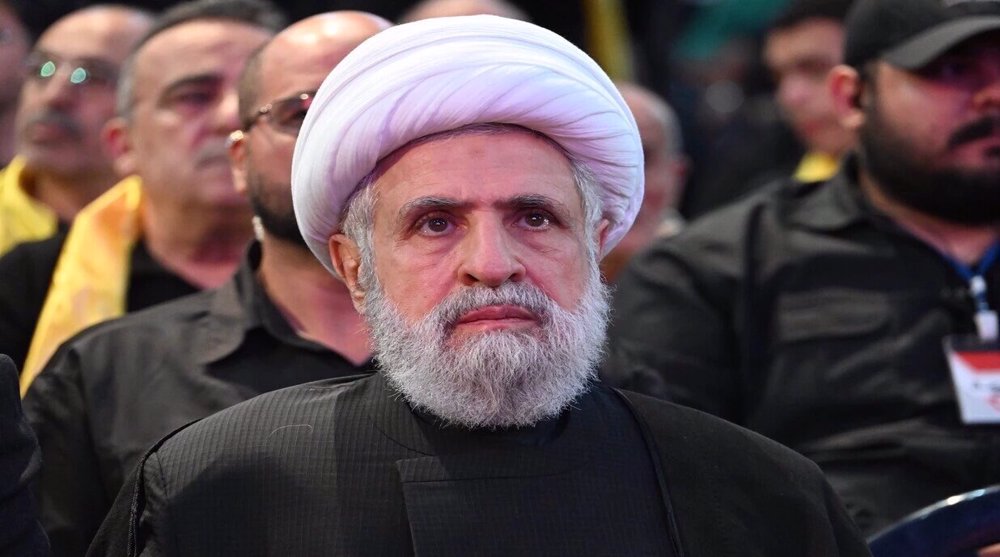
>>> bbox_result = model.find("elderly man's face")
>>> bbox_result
[369,130,597,333]
[332,128,611,428]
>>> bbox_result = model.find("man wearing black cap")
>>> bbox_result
[606,0,1000,536]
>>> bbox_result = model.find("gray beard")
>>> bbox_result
[362,265,611,430]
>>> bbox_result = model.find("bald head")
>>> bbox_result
[239,11,391,128]
[15,4,152,176]
[400,0,528,22]
[232,11,390,247]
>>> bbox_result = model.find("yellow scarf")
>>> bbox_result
[793,151,840,183]
[20,176,144,395]
[0,157,59,257]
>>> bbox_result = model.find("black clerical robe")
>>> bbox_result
[88,373,870,556]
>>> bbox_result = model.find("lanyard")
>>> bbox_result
[946,243,1000,340]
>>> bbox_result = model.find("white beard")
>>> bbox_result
[362,265,611,430]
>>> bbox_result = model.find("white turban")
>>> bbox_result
[291,15,643,273]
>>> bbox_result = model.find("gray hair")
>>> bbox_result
[340,124,603,287]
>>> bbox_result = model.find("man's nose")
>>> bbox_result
[213,89,242,134]
[38,75,77,109]
[457,219,526,288]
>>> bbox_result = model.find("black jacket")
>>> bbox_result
[604,156,1000,534]
[24,245,372,557]
[0,354,49,556]
[87,373,870,557]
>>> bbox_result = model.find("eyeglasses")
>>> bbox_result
[244,91,315,135]
[23,52,118,89]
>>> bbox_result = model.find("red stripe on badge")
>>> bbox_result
[957,352,1000,372]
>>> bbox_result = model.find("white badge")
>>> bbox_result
[944,335,1000,424]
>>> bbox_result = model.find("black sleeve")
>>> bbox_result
[601,226,745,422]
[0,354,50,556]
[0,235,64,369]
[24,345,110,557]
[87,447,170,557]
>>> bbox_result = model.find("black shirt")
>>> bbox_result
[24,243,373,557]
[0,235,197,370]
[603,156,1000,535]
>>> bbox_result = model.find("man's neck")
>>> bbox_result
[141,201,252,289]
[860,170,1000,265]
[258,234,371,365]
[23,167,119,222]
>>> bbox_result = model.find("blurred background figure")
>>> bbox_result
[763,0,853,182]
[680,0,852,218]
[0,354,47,557]
[399,0,527,21]
[0,1,30,166]
[0,0,283,389]
[0,6,152,256]
[25,12,384,555]
[601,81,688,283]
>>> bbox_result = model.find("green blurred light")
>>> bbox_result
[40,61,56,78]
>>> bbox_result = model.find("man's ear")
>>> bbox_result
[594,218,612,255]
[102,117,136,178]
[329,233,367,311]
[828,64,867,132]
[227,130,249,196]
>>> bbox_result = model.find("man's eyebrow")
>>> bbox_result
[159,73,222,101]
[498,194,571,215]
[397,196,467,222]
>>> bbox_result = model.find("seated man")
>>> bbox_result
[24,12,386,557]
[89,16,869,557]
[601,81,688,282]
[0,0,283,383]
[0,5,152,255]
[605,0,1000,536]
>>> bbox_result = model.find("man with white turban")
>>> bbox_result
[88,16,870,557]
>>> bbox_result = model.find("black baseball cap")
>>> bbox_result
[844,0,1000,69]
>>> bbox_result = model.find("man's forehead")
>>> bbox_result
[38,11,144,63]
[371,130,581,212]
[137,20,271,71]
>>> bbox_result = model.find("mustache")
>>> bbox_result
[948,116,1000,149]
[434,283,552,332]
[25,111,82,140]
[194,142,231,167]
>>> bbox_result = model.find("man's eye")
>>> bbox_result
[521,212,552,228]
[418,216,453,235]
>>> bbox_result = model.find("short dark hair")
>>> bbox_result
[770,0,853,32]
[116,0,287,118]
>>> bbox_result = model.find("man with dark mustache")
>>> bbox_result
[0,5,153,256]
[605,0,1000,537]
[0,0,284,388]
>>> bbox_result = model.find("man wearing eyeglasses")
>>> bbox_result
[0,0,283,388]
[0,6,152,257]
[22,11,386,557]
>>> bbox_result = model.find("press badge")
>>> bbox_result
[945,334,1000,424]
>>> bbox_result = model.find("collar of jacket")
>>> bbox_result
[20,176,143,395]
[192,241,334,366]
[0,156,58,257]
[783,153,874,233]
